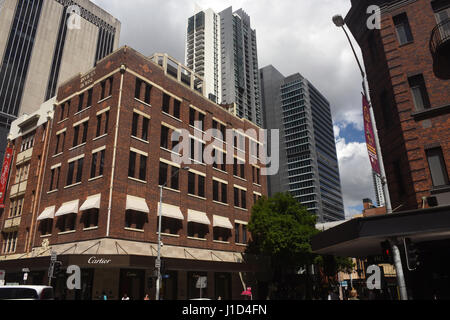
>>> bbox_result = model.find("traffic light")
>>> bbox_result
[404,238,420,271]
[380,240,393,264]
[53,261,62,276]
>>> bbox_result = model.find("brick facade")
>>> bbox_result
[346,0,450,211]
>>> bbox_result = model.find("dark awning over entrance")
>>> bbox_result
[312,206,450,258]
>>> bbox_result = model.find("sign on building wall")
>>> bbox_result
[0,147,14,208]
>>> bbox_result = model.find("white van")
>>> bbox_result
[0,286,54,300]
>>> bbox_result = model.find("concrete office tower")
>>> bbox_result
[0,0,120,161]
[372,171,386,207]
[185,8,221,104]
[260,65,345,222]
[219,7,262,127]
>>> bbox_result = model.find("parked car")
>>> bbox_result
[0,286,54,300]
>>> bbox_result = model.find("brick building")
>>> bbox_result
[0,46,268,300]
[346,0,450,212]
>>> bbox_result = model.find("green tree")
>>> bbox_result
[247,192,319,298]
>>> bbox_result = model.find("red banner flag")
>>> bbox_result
[363,95,381,175]
[0,147,14,208]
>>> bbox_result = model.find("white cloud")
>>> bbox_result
[336,136,376,218]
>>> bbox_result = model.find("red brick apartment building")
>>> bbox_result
[0,46,268,300]
[346,0,450,211]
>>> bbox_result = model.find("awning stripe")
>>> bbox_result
[126,195,149,213]
[55,200,79,217]
[187,210,210,225]
[37,206,56,221]
[213,215,233,229]
[158,203,184,220]
[80,194,101,211]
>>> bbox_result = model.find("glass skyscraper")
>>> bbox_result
[260,65,345,222]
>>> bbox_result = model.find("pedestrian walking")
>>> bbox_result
[122,293,130,300]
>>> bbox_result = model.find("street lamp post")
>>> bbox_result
[332,14,408,300]
[332,14,392,215]
[155,166,189,300]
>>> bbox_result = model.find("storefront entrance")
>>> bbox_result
[161,271,178,300]
[215,273,232,300]
[119,269,145,300]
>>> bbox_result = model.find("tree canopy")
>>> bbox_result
[247,192,319,268]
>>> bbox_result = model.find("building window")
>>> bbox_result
[213,227,231,242]
[73,121,89,147]
[189,138,205,163]
[162,93,171,114]
[235,223,248,244]
[135,77,152,104]
[128,151,147,182]
[2,231,18,254]
[55,131,66,155]
[125,210,146,230]
[87,88,93,107]
[234,187,247,209]
[189,107,205,131]
[131,112,150,141]
[57,214,76,233]
[78,93,84,112]
[212,120,226,141]
[59,100,70,121]
[100,77,113,100]
[212,149,226,172]
[159,161,179,190]
[21,132,35,152]
[49,167,61,191]
[91,149,105,179]
[67,157,84,186]
[39,219,53,236]
[82,209,99,229]
[213,180,228,204]
[173,99,181,119]
[252,166,261,185]
[188,223,208,239]
[426,148,449,187]
[187,171,205,198]
[15,163,30,183]
[408,74,431,111]
[96,110,109,137]
[9,197,24,218]
[393,13,413,45]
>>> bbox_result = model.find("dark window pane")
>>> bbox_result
[144,84,151,104]
[139,155,147,181]
[67,162,75,186]
[135,78,142,99]
[76,158,83,183]
[159,162,168,186]
[73,126,79,146]
[213,180,219,201]
[188,172,196,195]
[173,99,181,118]
[162,93,170,113]
[96,115,102,137]
[393,13,413,45]
[426,148,449,187]
[241,190,246,209]
[161,126,169,149]
[221,183,227,204]
[91,153,98,178]
[132,113,139,137]
[104,111,109,134]
[189,108,195,126]
[171,166,179,190]
[234,188,240,207]
[87,89,93,107]
[78,93,84,112]
[198,175,205,198]
[82,122,88,143]
[99,150,105,176]
[142,118,149,141]
[128,152,136,178]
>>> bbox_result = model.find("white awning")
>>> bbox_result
[213,215,233,229]
[80,194,101,211]
[37,206,56,221]
[126,195,149,214]
[158,203,184,220]
[187,210,210,225]
[55,200,79,217]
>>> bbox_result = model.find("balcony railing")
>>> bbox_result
[430,18,450,79]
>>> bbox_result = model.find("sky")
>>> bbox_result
[91,0,376,218]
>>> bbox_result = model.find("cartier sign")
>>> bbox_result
[87,256,112,265]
